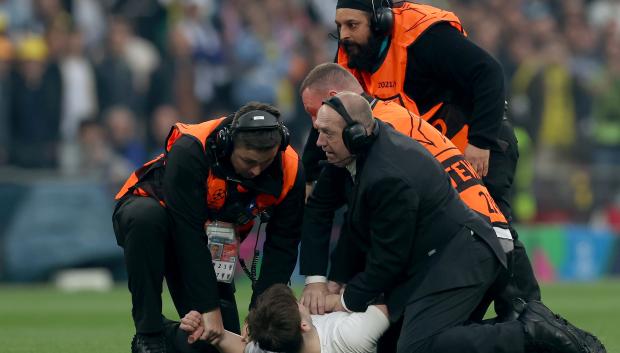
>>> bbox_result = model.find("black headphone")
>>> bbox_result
[215,110,290,157]
[371,0,393,36]
[322,96,370,154]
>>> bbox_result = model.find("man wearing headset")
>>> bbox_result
[112,102,305,353]
[300,62,512,308]
[325,0,541,326]
[300,64,607,353]
[311,91,586,353]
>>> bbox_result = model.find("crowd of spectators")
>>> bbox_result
[0,0,619,226]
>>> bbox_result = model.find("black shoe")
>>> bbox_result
[131,333,167,353]
[518,300,586,353]
[162,317,182,353]
[551,314,607,353]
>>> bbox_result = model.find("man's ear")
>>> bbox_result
[328,90,338,97]
[300,320,312,333]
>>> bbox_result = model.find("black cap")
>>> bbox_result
[336,0,374,13]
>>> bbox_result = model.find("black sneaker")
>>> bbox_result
[131,333,167,353]
[518,300,586,353]
[551,314,607,353]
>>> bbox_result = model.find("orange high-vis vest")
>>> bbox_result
[371,99,509,229]
[338,2,470,151]
[115,117,300,227]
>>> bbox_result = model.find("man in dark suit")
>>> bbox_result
[315,91,586,353]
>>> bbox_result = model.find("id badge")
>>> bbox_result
[205,221,239,283]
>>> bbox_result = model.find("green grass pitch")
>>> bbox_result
[0,279,618,352]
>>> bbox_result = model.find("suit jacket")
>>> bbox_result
[337,121,506,319]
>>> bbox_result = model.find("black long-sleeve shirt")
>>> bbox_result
[404,22,505,150]
[300,164,348,277]
[163,135,305,311]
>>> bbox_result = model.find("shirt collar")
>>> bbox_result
[345,159,357,180]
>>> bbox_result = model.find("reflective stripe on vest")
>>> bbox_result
[371,100,508,228]
[338,2,470,151]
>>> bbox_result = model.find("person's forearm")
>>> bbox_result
[165,139,220,311]
[213,331,246,353]
[252,168,305,304]
[370,304,388,318]
[342,180,418,312]
[331,305,390,353]
[301,167,347,276]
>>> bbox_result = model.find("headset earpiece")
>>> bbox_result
[215,126,234,157]
[371,0,393,36]
[323,96,369,155]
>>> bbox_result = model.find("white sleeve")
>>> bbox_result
[305,275,328,284]
[330,306,390,353]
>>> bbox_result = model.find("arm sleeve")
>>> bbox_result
[331,306,390,353]
[251,160,306,306]
[163,136,220,312]
[342,179,419,312]
[300,165,348,276]
[407,23,505,149]
[301,128,327,182]
[328,225,367,284]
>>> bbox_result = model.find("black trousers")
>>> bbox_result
[112,196,241,335]
[378,124,540,353]
[396,234,525,353]
[493,233,542,318]
[483,120,541,317]
[484,120,519,224]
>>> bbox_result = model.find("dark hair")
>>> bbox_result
[299,63,362,95]
[232,102,282,151]
[247,284,303,353]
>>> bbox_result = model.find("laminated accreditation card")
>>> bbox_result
[205,221,238,283]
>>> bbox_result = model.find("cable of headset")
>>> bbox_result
[239,217,264,290]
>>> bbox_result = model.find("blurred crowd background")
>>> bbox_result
[1,0,619,282]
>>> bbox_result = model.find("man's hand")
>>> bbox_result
[327,280,343,295]
[180,310,204,344]
[325,294,346,312]
[464,144,490,177]
[300,282,328,314]
[201,308,224,344]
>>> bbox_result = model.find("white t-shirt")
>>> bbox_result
[245,306,389,353]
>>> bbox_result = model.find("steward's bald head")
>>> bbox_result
[331,91,374,130]
[314,91,375,166]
